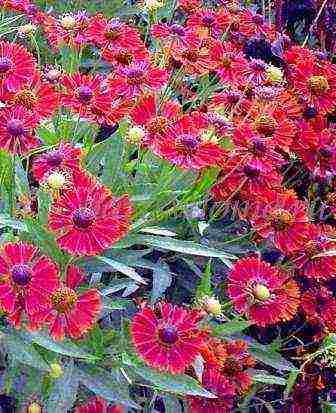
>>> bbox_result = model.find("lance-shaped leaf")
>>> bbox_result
[96,256,147,284]
[46,360,79,413]
[123,354,216,398]
[77,367,139,409]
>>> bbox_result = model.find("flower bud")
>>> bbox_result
[47,172,66,190]
[18,24,37,37]
[144,0,163,10]
[266,65,283,84]
[45,68,62,83]
[49,362,63,379]
[203,296,222,316]
[127,126,145,144]
[60,15,77,30]
[27,402,42,413]
[253,284,271,301]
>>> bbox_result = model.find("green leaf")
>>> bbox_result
[140,227,177,237]
[24,331,97,361]
[100,122,129,193]
[196,260,212,299]
[96,256,147,284]
[24,218,67,265]
[251,370,286,386]
[249,344,297,372]
[0,150,12,195]
[102,296,131,311]
[182,167,219,203]
[46,360,79,413]
[323,402,336,413]
[0,214,27,231]
[135,235,237,260]
[37,122,59,145]
[162,395,183,413]
[123,354,216,398]
[14,157,29,197]
[212,320,252,336]
[284,370,300,398]
[4,333,49,371]
[37,190,52,226]
[151,261,172,303]
[77,368,138,409]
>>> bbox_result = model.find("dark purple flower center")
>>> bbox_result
[250,60,267,71]
[105,20,122,40]
[202,15,215,26]
[73,207,95,229]
[158,326,179,344]
[46,150,63,168]
[226,91,241,104]
[178,134,201,152]
[7,119,25,137]
[243,164,260,178]
[171,24,185,36]
[0,57,12,74]
[252,139,267,154]
[252,14,264,25]
[26,4,38,14]
[12,264,31,286]
[319,147,332,159]
[127,68,145,84]
[77,86,93,104]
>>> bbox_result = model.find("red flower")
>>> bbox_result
[131,303,208,374]
[48,172,132,256]
[246,190,309,253]
[212,156,281,202]
[236,9,277,38]
[232,124,285,168]
[75,397,125,413]
[153,114,226,169]
[109,62,168,98]
[151,23,199,50]
[0,41,36,92]
[0,105,39,154]
[32,141,82,182]
[283,45,316,67]
[30,265,102,340]
[301,286,336,332]
[242,59,269,85]
[210,41,248,86]
[43,12,90,51]
[291,224,336,280]
[187,367,235,413]
[1,0,33,13]
[292,118,336,178]
[201,338,255,395]
[1,73,60,120]
[102,46,149,68]
[247,101,298,151]
[291,60,336,115]
[0,242,59,326]
[61,73,112,123]
[186,9,230,39]
[228,257,300,327]
[87,14,142,50]
[209,90,251,118]
[178,0,201,14]
[171,44,215,76]
[130,94,181,146]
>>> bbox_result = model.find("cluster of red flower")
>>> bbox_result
[131,303,256,411]
[0,242,102,340]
